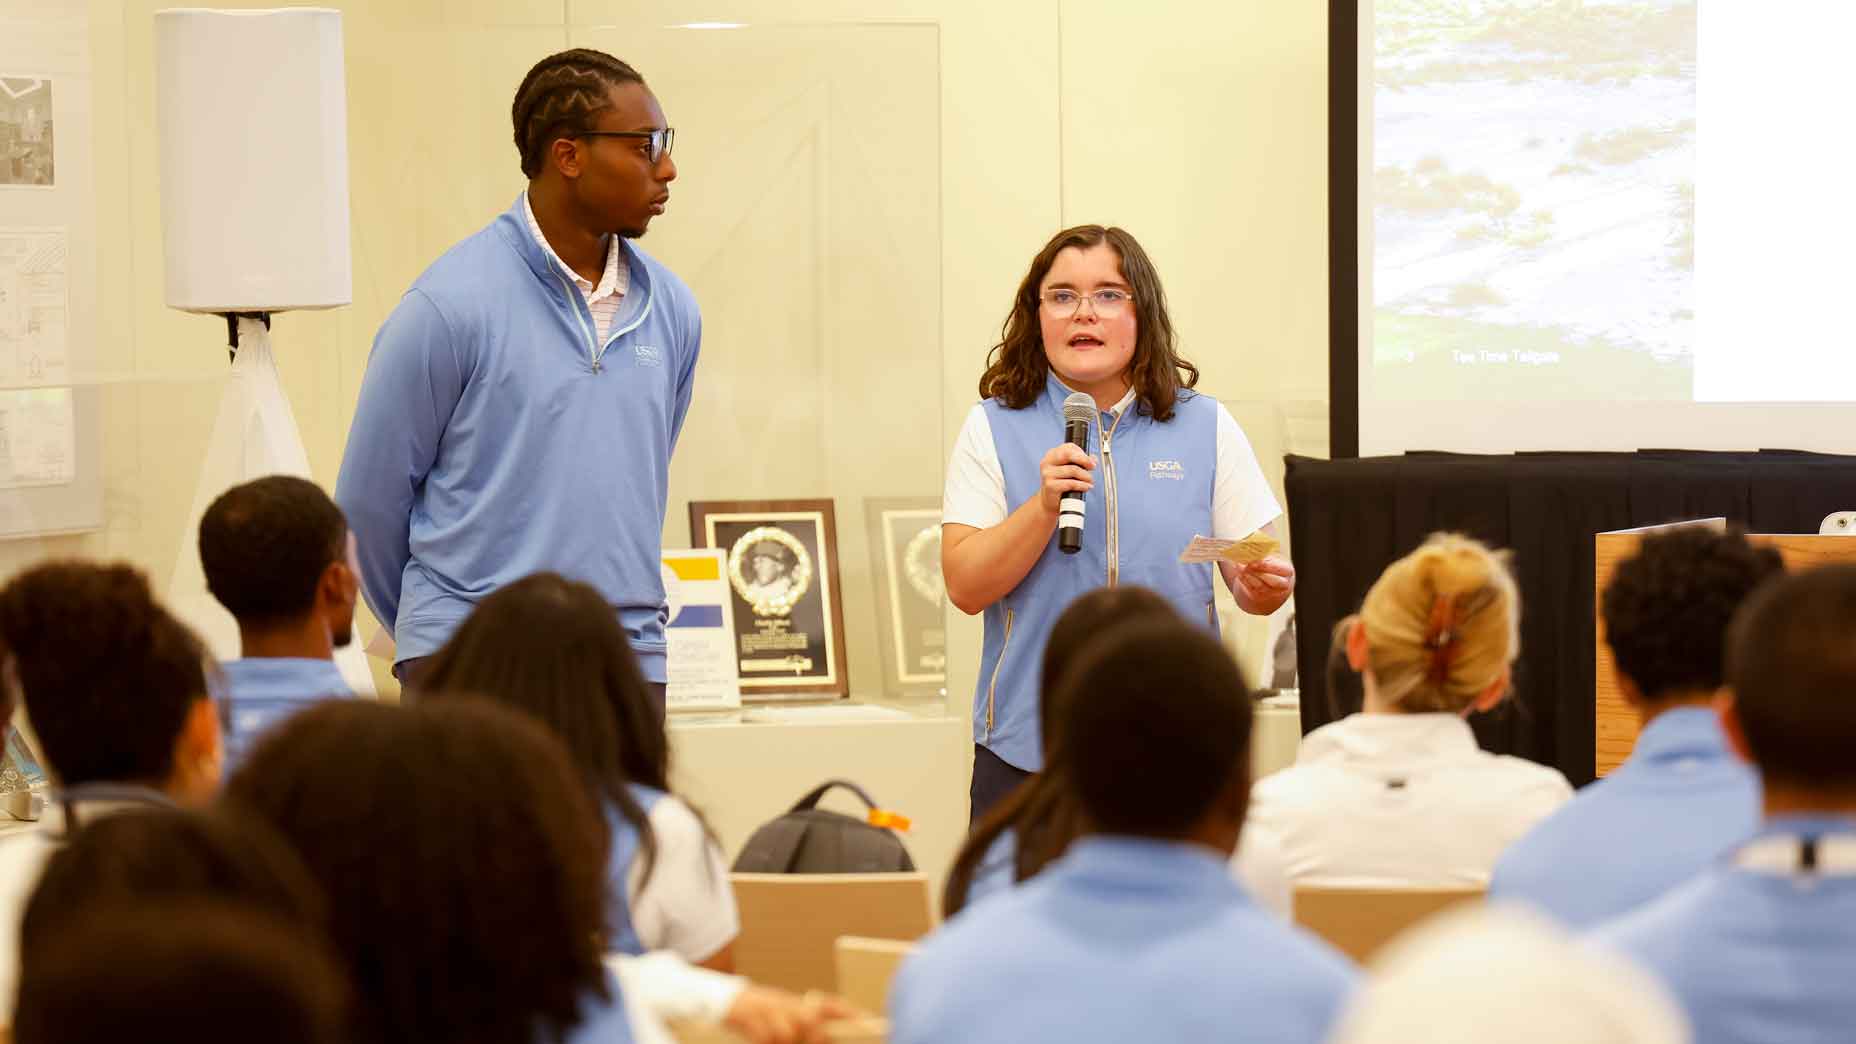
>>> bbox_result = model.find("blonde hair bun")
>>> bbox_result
[1358,533,1519,714]
[1412,536,1509,601]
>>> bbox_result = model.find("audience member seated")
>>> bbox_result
[0,562,223,1022]
[20,806,326,951]
[1241,532,1572,888]
[1491,525,1779,926]
[1594,564,1856,1044]
[943,585,1293,919]
[12,902,350,1044]
[422,577,859,1042]
[419,573,739,970]
[199,475,358,767]
[227,698,650,1043]
[1328,906,1688,1044]
[890,620,1357,1044]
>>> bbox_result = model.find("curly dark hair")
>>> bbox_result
[1726,564,1856,789]
[200,475,348,627]
[14,902,351,1044]
[225,700,611,1044]
[418,572,673,890]
[977,225,1200,422]
[1602,525,1784,703]
[0,561,210,786]
[22,806,326,955]
[512,48,645,178]
[942,586,1182,916]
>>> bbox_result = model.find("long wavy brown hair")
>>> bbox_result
[978,225,1200,421]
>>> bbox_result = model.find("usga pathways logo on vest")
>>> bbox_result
[634,344,663,367]
[1149,459,1185,480]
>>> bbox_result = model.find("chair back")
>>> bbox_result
[732,872,934,992]
[1293,885,1484,963]
[671,1017,889,1044]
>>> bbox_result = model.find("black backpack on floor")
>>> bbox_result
[732,779,916,874]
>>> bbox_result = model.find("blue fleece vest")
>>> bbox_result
[974,375,1219,771]
[603,784,670,955]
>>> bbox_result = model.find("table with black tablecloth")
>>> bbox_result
[1284,450,1856,785]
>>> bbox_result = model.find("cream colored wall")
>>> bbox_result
[1057,0,1330,675]
[3,0,1327,884]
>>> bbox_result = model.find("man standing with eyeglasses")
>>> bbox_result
[337,49,696,718]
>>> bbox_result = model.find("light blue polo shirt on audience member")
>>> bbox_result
[1593,814,1856,1044]
[1489,707,1759,928]
[890,835,1357,1044]
[217,657,353,769]
[563,966,636,1043]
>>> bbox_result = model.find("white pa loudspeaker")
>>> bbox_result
[154,7,352,312]
[153,9,375,696]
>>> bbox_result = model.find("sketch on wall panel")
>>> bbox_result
[0,76,53,188]
[0,2,101,538]
[0,228,71,489]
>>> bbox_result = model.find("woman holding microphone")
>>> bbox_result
[943,225,1294,821]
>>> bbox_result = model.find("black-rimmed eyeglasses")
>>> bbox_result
[578,127,675,165]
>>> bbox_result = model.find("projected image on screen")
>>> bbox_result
[1371,0,1695,400]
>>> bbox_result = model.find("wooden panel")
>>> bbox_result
[1595,525,1856,776]
[1292,886,1483,964]
[731,873,934,995]
[1593,528,1648,777]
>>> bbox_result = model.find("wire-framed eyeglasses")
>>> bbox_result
[1040,288,1132,318]
[578,127,675,165]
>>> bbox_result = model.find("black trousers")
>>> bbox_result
[969,743,1033,826]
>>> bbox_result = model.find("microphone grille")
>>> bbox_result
[1062,391,1096,425]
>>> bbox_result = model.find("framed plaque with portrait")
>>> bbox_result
[864,497,946,697]
[688,499,849,700]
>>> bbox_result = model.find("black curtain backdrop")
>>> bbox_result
[1286,450,1856,785]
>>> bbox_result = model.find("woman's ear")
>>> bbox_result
[1469,661,1514,709]
[1468,666,1511,716]
[1346,618,1370,672]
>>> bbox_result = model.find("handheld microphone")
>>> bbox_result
[1059,392,1094,555]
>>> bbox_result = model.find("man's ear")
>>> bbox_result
[170,697,223,803]
[549,134,585,179]
[317,558,355,612]
[1616,671,1646,709]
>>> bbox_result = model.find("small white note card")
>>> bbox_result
[1179,535,1238,563]
[1177,531,1280,565]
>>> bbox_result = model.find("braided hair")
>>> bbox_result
[511,49,645,178]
